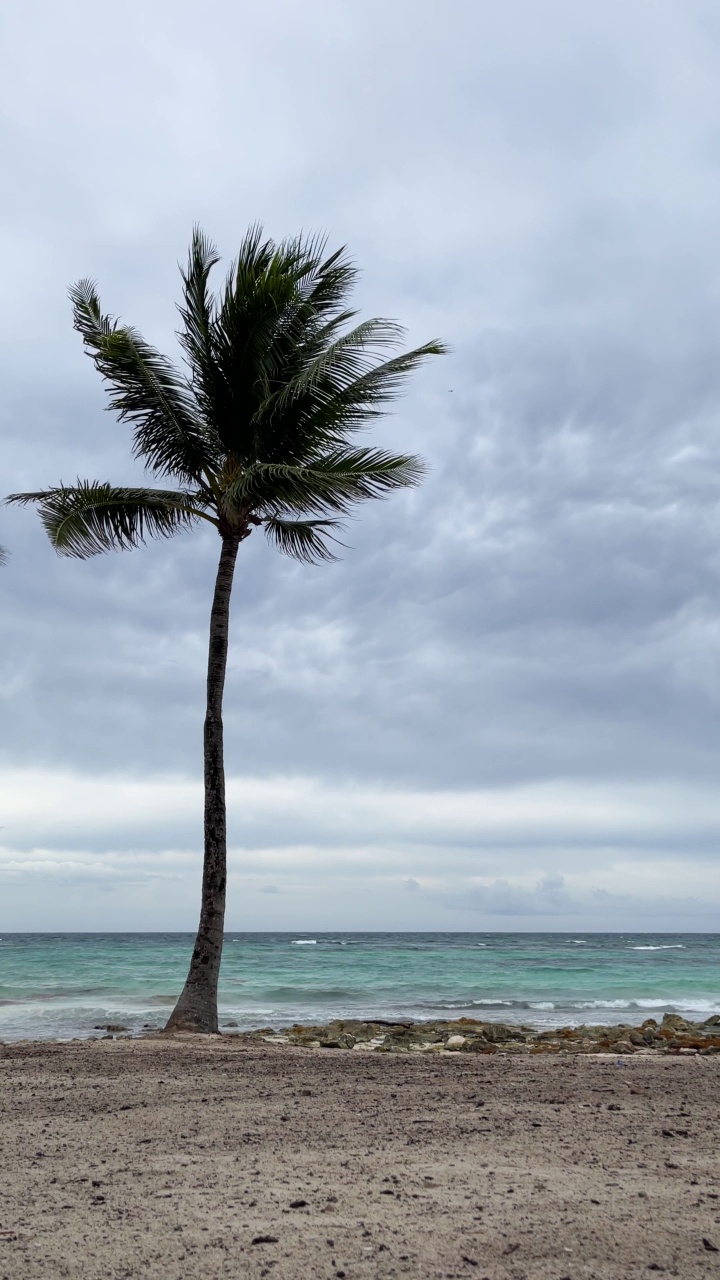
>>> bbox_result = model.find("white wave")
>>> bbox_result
[530,1002,555,1009]
[291,939,317,945]
[631,945,685,951]
[635,998,718,1012]
[567,997,719,1013]
[574,999,633,1009]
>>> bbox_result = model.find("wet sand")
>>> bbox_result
[1,1037,719,1279]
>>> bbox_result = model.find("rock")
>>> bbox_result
[320,1033,355,1049]
[94,1024,128,1032]
[481,1023,526,1044]
[222,1020,239,1028]
[251,1235,279,1245]
[228,1013,720,1057]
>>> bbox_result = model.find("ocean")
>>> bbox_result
[0,932,718,1042]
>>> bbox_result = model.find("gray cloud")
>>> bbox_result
[2,0,720,927]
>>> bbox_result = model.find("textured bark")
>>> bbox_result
[165,534,240,1033]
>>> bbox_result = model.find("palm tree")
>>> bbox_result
[8,227,445,1033]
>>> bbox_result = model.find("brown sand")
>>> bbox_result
[1,1037,719,1279]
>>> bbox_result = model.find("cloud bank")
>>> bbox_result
[2,0,720,928]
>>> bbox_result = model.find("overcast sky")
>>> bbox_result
[2,0,720,931]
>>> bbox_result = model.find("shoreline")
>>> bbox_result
[6,1010,718,1056]
[223,1011,720,1055]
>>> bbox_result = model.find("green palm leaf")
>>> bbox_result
[223,448,426,519]
[176,226,223,430]
[263,516,343,563]
[70,280,221,486]
[315,341,447,424]
[253,332,447,464]
[266,318,406,412]
[6,482,212,558]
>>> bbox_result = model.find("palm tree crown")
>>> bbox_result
[9,227,444,561]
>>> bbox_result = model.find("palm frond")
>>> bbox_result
[263,516,343,564]
[208,233,364,459]
[298,243,358,320]
[0,544,7,565]
[207,230,300,458]
[267,318,406,415]
[176,226,223,429]
[223,447,425,519]
[69,280,221,486]
[6,482,211,558]
[250,337,446,469]
[322,340,448,418]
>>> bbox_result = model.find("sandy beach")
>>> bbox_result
[1,1037,719,1279]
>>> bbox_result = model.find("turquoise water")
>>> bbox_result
[0,932,718,1042]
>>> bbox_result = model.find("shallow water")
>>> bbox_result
[0,931,718,1041]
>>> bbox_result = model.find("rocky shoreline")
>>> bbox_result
[211,1010,720,1054]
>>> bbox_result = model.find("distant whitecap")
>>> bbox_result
[631,945,685,951]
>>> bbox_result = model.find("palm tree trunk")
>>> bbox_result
[165,533,240,1033]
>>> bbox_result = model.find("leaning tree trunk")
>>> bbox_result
[165,534,240,1033]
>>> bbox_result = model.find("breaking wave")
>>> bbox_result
[631,945,685,951]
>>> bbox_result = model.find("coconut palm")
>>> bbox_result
[8,226,445,1033]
